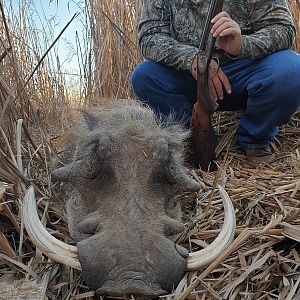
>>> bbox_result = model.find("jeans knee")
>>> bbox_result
[131,61,148,98]
[131,60,166,99]
[269,87,300,125]
[272,51,300,99]
[272,75,300,115]
[263,53,300,117]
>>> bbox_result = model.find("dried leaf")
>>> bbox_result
[282,222,300,242]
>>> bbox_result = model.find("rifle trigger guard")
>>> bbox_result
[209,57,220,78]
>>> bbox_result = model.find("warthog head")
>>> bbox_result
[23,100,235,298]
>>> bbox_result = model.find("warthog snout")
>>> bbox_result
[78,231,187,297]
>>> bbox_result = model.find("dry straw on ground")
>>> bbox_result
[0,0,300,299]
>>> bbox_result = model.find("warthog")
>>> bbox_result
[23,100,235,298]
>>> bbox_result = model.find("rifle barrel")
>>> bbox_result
[199,0,218,51]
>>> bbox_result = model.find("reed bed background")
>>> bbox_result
[88,0,143,101]
[0,0,299,299]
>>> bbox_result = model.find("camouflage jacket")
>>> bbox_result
[138,0,296,72]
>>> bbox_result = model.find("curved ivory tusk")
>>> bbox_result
[23,186,81,270]
[23,185,235,272]
[187,185,236,270]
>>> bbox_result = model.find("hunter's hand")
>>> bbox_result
[192,57,231,101]
[211,11,241,57]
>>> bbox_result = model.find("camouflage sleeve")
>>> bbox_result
[239,0,296,60]
[138,0,197,73]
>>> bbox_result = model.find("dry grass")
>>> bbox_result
[87,0,143,102]
[290,0,300,52]
[169,110,300,300]
[0,0,299,299]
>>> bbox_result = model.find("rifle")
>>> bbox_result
[189,0,224,171]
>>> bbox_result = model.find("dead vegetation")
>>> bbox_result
[0,0,299,299]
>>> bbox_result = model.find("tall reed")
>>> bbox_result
[289,0,300,52]
[87,0,143,102]
[0,0,76,188]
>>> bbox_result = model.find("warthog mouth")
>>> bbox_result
[96,279,168,298]
[22,185,236,294]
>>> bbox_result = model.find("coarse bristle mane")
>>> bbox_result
[79,100,188,134]
[67,99,190,164]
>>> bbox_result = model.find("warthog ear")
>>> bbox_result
[174,171,201,193]
[161,125,199,193]
[51,164,72,182]
[80,111,98,131]
[51,159,100,182]
[166,164,201,194]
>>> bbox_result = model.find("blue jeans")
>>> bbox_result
[131,50,300,149]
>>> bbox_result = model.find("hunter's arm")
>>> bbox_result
[138,0,197,72]
[239,0,295,60]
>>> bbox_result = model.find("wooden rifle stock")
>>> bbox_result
[189,0,224,171]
